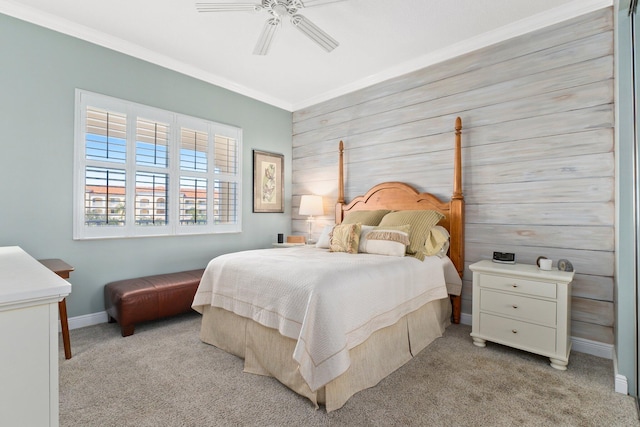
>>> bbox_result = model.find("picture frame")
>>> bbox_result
[253,150,284,213]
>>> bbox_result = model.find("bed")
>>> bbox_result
[192,117,464,412]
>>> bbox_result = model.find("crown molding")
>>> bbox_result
[292,0,613,111]
[0,0,293,111]
[1,0,612,112]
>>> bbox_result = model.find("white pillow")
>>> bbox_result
[358,225,375,253]
[359,225,410,257]
[315,225,335,249]
[363,239,407,257]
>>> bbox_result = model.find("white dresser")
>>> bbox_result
[469,260,574,370]
[0,246,71,427]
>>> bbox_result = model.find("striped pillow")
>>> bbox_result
[342,209,391,226]
[378,210,444,261]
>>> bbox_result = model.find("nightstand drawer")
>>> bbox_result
[480,289,556,326]
[479,274,556,298]
[479,313,556,354]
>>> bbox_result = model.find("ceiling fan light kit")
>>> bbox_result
[196,0,342,55]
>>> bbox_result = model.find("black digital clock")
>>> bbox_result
[492,251,516,264]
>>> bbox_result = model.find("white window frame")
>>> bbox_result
[73,89,242,239]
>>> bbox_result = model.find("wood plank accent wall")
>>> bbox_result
[291,8,615,345]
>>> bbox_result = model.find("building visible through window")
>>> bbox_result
[74,90,242,239]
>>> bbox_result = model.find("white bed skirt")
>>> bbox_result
[199,297,451,412]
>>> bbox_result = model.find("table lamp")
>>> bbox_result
[299,195,323,244]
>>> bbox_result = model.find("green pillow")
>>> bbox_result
[342,210,391,226]
[378,210,444,261]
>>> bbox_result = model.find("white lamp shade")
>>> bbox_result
[299,195,323,216]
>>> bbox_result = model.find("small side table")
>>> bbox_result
[469,260,574,370]
[38,259,74,360]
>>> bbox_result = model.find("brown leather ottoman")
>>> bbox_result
[104,269,205,337]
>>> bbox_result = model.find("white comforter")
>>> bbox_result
[192,246,455,391]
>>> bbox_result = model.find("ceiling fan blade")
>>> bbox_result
[195,3,262,12]
[300,0,347,8]
[253,18,280,55]
[291,15,338,52]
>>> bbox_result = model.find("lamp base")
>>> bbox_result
[306,217,315,245]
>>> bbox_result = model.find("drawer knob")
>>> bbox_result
[512,305,518,309]
[512,329,518,334]
[512,284,518,288]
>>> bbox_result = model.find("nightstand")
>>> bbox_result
[272,243,306,248]
[469,260,574,370]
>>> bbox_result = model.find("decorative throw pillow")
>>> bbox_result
[360,224,411,257]
[357,225,375,253]
[425,225,450,257]
[341,210,391,226]
[315,225,335,249]
[329,223,362,254]
[378,210,444,261]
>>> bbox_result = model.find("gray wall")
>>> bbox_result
[615,0,637,397]
[0,14,293,318]
[292,7,615,345]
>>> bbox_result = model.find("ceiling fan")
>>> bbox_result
[196,0,344,55]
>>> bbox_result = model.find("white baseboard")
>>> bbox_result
[459,312,613,360]
[61,311,108,332]
[460,312,472,325]
[571,336,614,360]
[615,374,629,394]
[613,351,629,395]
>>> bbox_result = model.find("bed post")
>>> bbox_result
[335,140,345,223]
[450,117,464,324]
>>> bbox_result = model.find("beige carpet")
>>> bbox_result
[59,312,638,426]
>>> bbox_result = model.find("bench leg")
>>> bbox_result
[120,324,135,337]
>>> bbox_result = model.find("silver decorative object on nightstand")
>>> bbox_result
[557,259,574,272]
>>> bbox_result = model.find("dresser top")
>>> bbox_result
[470,259,575,283]
[0,246,71,307]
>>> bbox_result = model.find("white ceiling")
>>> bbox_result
[1,0,611,111]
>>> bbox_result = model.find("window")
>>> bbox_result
[74,90,242,239]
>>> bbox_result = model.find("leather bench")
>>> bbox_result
[104,269,205,337]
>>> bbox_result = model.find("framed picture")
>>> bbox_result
[253,150,284,213]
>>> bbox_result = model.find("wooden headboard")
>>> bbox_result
[334,117,464,322]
